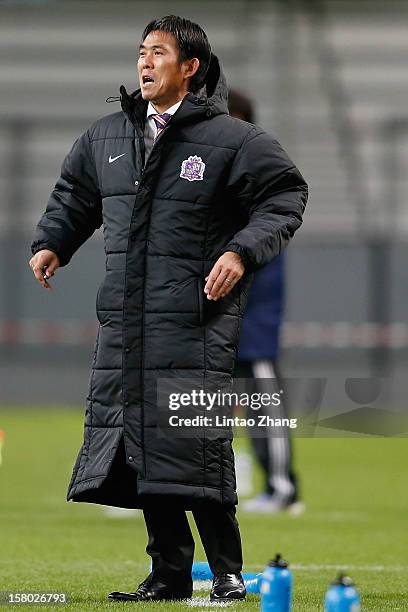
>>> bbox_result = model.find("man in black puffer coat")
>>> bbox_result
[30,15,308,603]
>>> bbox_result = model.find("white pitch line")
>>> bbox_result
[244,563,408,572]
[293,564,408,573]
[310,511,369,521]
[188,597,237,607]
[114,560,408,575]
[194,581,212,591]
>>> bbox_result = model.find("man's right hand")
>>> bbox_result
[28,249,60,290]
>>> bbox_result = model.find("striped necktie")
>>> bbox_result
[152,112,172,141]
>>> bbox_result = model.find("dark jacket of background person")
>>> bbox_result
[30,54,308,509]
[238,254,284,361]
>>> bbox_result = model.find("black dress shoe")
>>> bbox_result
[210,572,246,602]
[108,573,193,602]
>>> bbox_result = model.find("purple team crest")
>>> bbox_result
[180,155,206,182]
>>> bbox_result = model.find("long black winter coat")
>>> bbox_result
[31,55,308,508]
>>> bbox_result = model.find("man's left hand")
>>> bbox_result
[204,251,245,301]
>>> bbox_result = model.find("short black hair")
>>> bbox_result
[142,15,211,93]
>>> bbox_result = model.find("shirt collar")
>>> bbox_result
[146,99,184,119]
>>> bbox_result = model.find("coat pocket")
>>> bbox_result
[95,282,103,324]
[197,277,204,325]
[95,281,110,327]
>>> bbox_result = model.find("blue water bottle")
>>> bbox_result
[324,574,361,612]
[244,573,263,594]
[260,553,293,611]
[191,561,213,580]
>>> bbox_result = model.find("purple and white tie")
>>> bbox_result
[152,112,172,141]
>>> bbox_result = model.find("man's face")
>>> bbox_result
[138,30,191,106]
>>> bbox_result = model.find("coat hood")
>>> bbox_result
[111,53,229,127]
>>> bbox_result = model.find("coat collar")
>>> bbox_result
[118,53,229,129]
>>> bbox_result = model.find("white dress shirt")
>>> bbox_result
[143,99,183,161]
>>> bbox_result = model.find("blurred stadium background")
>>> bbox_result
[1,2,408,609]
[2,0,408,407]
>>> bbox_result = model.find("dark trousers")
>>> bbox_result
[143,497,243,583]
[103,435,243,583]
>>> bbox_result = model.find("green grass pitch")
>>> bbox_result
[0,407,407,611]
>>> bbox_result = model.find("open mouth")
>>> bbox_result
[142,75,154,85]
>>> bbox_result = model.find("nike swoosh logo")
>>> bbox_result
[109,153,125,163]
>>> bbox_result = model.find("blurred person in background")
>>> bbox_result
[29,16,307,604]
[229,90,303,515]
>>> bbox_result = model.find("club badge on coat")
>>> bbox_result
[180,155,206,181]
